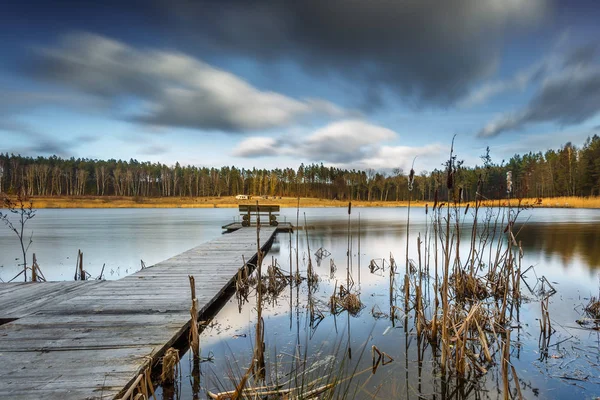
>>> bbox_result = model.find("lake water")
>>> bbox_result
[1,207,599,399]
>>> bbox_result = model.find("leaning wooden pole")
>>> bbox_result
[253,201,265,380]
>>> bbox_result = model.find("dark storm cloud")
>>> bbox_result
[0,91,105,116]
[27,140,70,155]
[0,120,99,156]
[0,121,44,139]
[563,42,599,67]
[12,0,550,109]
[139,144,170,156]
[155,0,550,107]
[478,65,600,137]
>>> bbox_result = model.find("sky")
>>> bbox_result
[1,0,600,173]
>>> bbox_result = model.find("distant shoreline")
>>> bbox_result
[2,195,599,209]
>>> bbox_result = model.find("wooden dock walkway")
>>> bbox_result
[0,226,281,399]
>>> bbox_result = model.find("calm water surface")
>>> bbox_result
[1,207,599,399]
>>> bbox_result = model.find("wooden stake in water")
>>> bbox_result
[31,253,38,282]
[254,201,265,380]
[295,197,300,280]
[358,212,361,284]
[347,201,351,290]
[289,231,293,281]
[188,275,200,358]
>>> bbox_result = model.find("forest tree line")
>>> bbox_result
[0,136,599,202]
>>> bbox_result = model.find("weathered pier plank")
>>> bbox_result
[0,226,279,400]
[0,280,105,319]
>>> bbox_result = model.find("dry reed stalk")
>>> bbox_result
[289,231,293,281]
[116,373,144,400]
[160,347,180,384]
[358,212,361,283]
[441,203,451,374]
[209,380,336,400]
[501,330,510,400]
[188,275,200,358]
[405,174,413,313]
[389,261,395,305]
[417,234,422,275]
[371,345,394,374]
[511,365,523,400]
[121,358,156,400]
[222,358,255,400]
[295,197,300,281]
[474,317,492,363]
[415,283,423,337]
[304,213,318,286]
[346,202,352,291]
[330,283,338,314]
[431,205,439,344]
[452,303,481,376]
[369,259,380,273]
[403,274,409,310]
[467,179,482,275]
[254,203,266,381]
[441,136,457,375]
[540,296,552,338]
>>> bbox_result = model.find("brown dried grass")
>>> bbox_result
[585,297,600,319]
[160,347,180,384]
[450,270,489,302]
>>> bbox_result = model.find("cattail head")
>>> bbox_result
[348,201,352,215]
[506,171,513,195]
[464,203,470,215]
[446,169,453,190]
[408,168,415,191]
[425,204,428,215]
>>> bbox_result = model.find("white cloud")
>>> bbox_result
[359,144,447,171]
[300,120,397,163]
[231,137,280,157]
[231,119,445,171]
[34,33,351,132]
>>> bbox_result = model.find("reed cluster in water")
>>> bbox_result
[199,139,599,400]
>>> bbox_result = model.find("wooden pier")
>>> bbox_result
[0,225,286,399]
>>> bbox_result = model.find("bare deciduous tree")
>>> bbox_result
[0,189,36,282]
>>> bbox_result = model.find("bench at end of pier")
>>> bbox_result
[239,205,280,226]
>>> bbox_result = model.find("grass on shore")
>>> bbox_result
[5,195,600,209]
